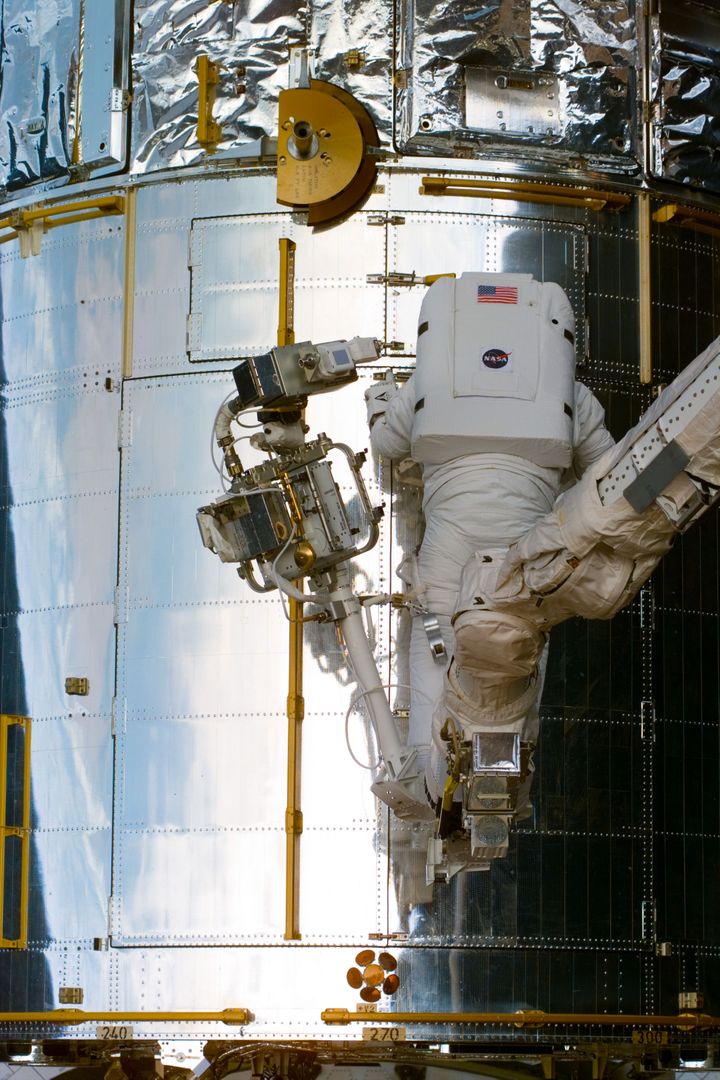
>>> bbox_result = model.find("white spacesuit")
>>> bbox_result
[366,273,615,845]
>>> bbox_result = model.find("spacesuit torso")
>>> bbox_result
[412,273,576,468]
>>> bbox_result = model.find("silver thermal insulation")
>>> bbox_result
[0,0,80,190]
[396,0,639,172]
[3,0,720,190]
[131,0,304,172]
[130,0,393,173]
[650,0,720,192]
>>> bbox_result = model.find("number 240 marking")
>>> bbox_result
[96,1025,133,1040]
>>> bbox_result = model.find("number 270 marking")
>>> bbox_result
[362,1027,406,1042]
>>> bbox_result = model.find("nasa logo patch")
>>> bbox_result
[482,347,511,369]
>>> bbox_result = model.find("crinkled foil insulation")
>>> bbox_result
[396,0,639,173]
[1,0,720,190]
[130,0,392,173]
[652,1,720,192]
[0,0,80,190]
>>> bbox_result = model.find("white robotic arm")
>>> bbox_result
[497,331,720,624]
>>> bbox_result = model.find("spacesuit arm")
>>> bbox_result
[571,381,616,477]
[368,374,416,461]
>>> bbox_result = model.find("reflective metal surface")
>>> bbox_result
[130,0,306,174]
[1,167,720,1049]
[1,0,720,1063]
[0,0,80,190]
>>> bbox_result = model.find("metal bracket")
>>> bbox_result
[118,408,134,449]
[114,585,129,626]
[367,270,456,287]
[65,677,90,696]
[110,88,131,112]
[367,271,417,287]
[640,699,656,740]
[367,214,405,226]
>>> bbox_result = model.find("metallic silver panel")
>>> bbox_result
[0,0,80,190]
[188,213,386,362]
[1,156,720,1050]
[32,828,110,942]
[4,493,117,609]
[1,386,121,500]
[466,68,561,138]
[396,0,638,172]
[114,374,388,944]
[31,714,112,832]
[13,607,115,723]
[133,178,279,376]
[79,0,132,175]
[0,224,124,387]
[114,829,287,942]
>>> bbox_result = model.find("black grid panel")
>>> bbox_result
[397,947,643,1015]
[651,223,720,1014]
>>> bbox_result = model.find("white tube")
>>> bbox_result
[340,608,406,775]
[268,566,331,605]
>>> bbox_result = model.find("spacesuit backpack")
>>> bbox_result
[411,272,577,467]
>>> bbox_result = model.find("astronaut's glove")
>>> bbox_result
[364,370,398,429]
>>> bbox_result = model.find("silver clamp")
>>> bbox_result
[422,612,447,661]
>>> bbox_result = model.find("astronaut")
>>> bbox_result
[365,273,615,855]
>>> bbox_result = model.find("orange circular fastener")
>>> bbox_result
[363,963,385,988]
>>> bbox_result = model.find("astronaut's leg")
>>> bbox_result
[424,548,548,881]
[406,497,488,756]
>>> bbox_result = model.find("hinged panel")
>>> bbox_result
[112,375,388,945]
[118,409,133,449]
[79,0,132,175]
[113,585,129,625]
[187,213,386,362]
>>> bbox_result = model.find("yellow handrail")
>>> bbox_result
[279,237,304,942]
[322,1008,720,1030]
[420,176,632,212]
[196,54,222,150]
[0,714,31,949]
[0,195,126,251]
[0,1008,250,1025]
[653,201,720,239]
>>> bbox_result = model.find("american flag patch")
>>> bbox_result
[477,285,518,304]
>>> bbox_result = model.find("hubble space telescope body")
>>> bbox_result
[1,0,720,1072]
